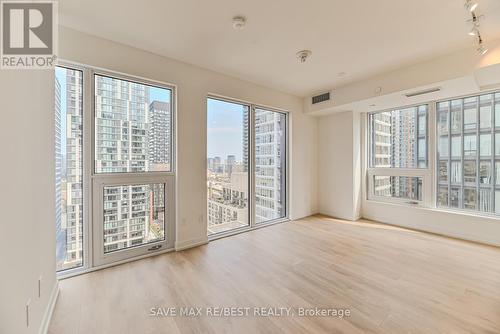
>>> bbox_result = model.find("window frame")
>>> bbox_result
[206,94,290,240]
[56,60,177,278]
[365,89,500,220]
[54,63,87,275]
[366,103,434,207]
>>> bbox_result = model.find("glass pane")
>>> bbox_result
[450,187,460,208]
[373,176,422,201]
[480,134,492,157]
[480,94,492,129]
[451,161,462,184]
[464,161,477,184]
[418,114,426,136]
[451,136,461,158]
[437,102,449,135]
[207,98,249,234]
[464,135,477,157]
[94,74,173,173]
[450,100,462,133]
[480,106,492,129]
[463,188,477,210]
[496,133,500,156]
[370,105,428,168]
[479,189,492,213]
[55,66,84,271]
[463,97,477,131]
[496,161,500,186]
[438,136,449,158]
[479,161,491,185]
[496,103,500,127]
[439,161,448,182]
[103,184,165,253]
[496,190,500,214]
[438,187,448,207]
[254,109,286,224]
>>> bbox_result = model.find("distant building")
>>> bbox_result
[149,101,171,171]
[64,69,84,268]
[207,172,248,233]
[225,155,236,176]
[253,109,286,223]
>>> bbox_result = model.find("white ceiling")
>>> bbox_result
[59,0,500,97]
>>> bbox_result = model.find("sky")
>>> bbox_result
[207,98,247,162]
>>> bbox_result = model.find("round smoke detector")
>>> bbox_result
[232,16,246,29]
[296,50,312,63]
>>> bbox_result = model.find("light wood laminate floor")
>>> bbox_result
[49,215,500,334]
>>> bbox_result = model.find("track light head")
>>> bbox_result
[465,0,479,12]
[469,27,479,36]
[477,45,488,55]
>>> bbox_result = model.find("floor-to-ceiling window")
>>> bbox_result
[55,64,176,274]
[92,73,175,266]
[254,108,287,223]
[437,92,500,214]
[207,97,288,237]
[206,98,250,235]
[55,66,84,272]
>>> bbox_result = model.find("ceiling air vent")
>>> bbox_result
[405,87,441,98]
[312,92,330,104]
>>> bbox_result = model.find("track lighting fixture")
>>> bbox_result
[464,1,488,55]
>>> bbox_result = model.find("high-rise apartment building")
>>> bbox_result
[64,69,84,268]
[148,101,171,171]
[55,77,64,269]
[225,154,236,176]
[94,76,167,253]
[254,109,286,223]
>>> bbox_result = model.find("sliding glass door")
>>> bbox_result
[206,97,288,237]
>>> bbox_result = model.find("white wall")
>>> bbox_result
[0,70,57,333]
[318,111,360,220]
[58,26,318,248]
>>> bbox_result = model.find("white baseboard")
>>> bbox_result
[39,280,59,334]
[175,236,208,251]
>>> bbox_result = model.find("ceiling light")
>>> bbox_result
[232,16,246,30]
[296,50,312,63]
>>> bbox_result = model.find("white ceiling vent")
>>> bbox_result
[312,92,331,104]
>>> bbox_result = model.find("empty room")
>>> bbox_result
[1,0,500,333]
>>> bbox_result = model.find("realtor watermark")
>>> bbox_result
[1,0,57,69]
[149,306,351,319]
